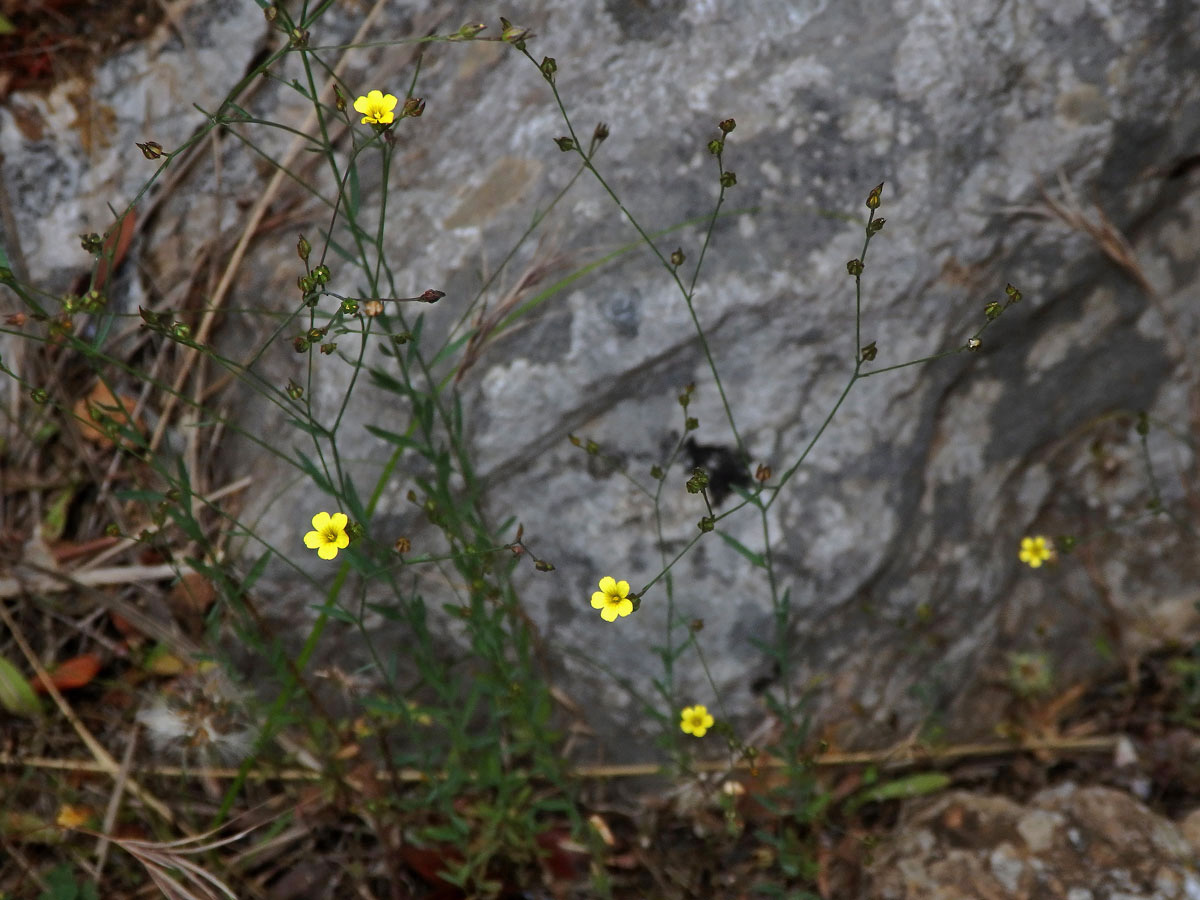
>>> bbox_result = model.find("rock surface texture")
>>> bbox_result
[865,784,1200,900]
[2,0,1199,760]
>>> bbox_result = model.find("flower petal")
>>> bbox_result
[335,531,350,549]
[318,543,339,560]
[381,93,398,111]
[329,512,348,531]
[353,96,369,114]
[598,576,616,594]
[304,531,324,549]
[616,599,633,618]
[311,511,331,530]
[615,580,630,598]
[601,604,618,622]
[591,592,607,609]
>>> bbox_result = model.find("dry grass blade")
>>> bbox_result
[455,250,571,383]
[1036,170,1154,296]
[108,823,259,900]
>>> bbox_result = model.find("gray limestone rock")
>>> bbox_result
[864,784,1200,900]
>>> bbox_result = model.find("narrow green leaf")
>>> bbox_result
[310,602,359,625]
[845,772,950,813]
[346,161,361,221]
[432,330,473,368]
[0,654,41,717]
[367,366,408,394]
[293,449,335,495]
[241,550,272,592]
[284,415,330,438]
[717,530,766,568]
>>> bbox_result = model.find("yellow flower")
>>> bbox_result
[1018,535,1054,568]
[590,576,633,622]
[353,90,398,125]
[680,704,714,737]
[304,511,350,560]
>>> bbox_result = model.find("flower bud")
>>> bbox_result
[499,17,529,46]
[592,122,610,144]
[1005,283,1022,302]
[719,171,737,188]
[984,301,1001,320]
[707,139,723,155]
[540,56,557,81]
[312,264,330,284]
[967,337,982,351]
[286,379,303,400]
[554,136,576,152]
[718,118,736,134]
[297,235,311,261]
[866,182,884,209]
[136,141,165,160]
[402,97,425,118]
[80,233,102,254]
[670,248,685,267]
[846,258,864,276]
[860,340,877,361]
[320,342,336,354]
[454,22,486,40]
[686,468,709,494]
[697,516,715,533]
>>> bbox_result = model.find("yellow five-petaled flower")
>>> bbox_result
[353,90,398,125]
[680,704,714,737]
[591,576,633,622]
[305,511,350,560]
[1018,535,1054,568]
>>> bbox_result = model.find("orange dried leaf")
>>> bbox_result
[73,381,143,448]
[167,572,216,618]
[93,208,136,291]
[34,653,102,692]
